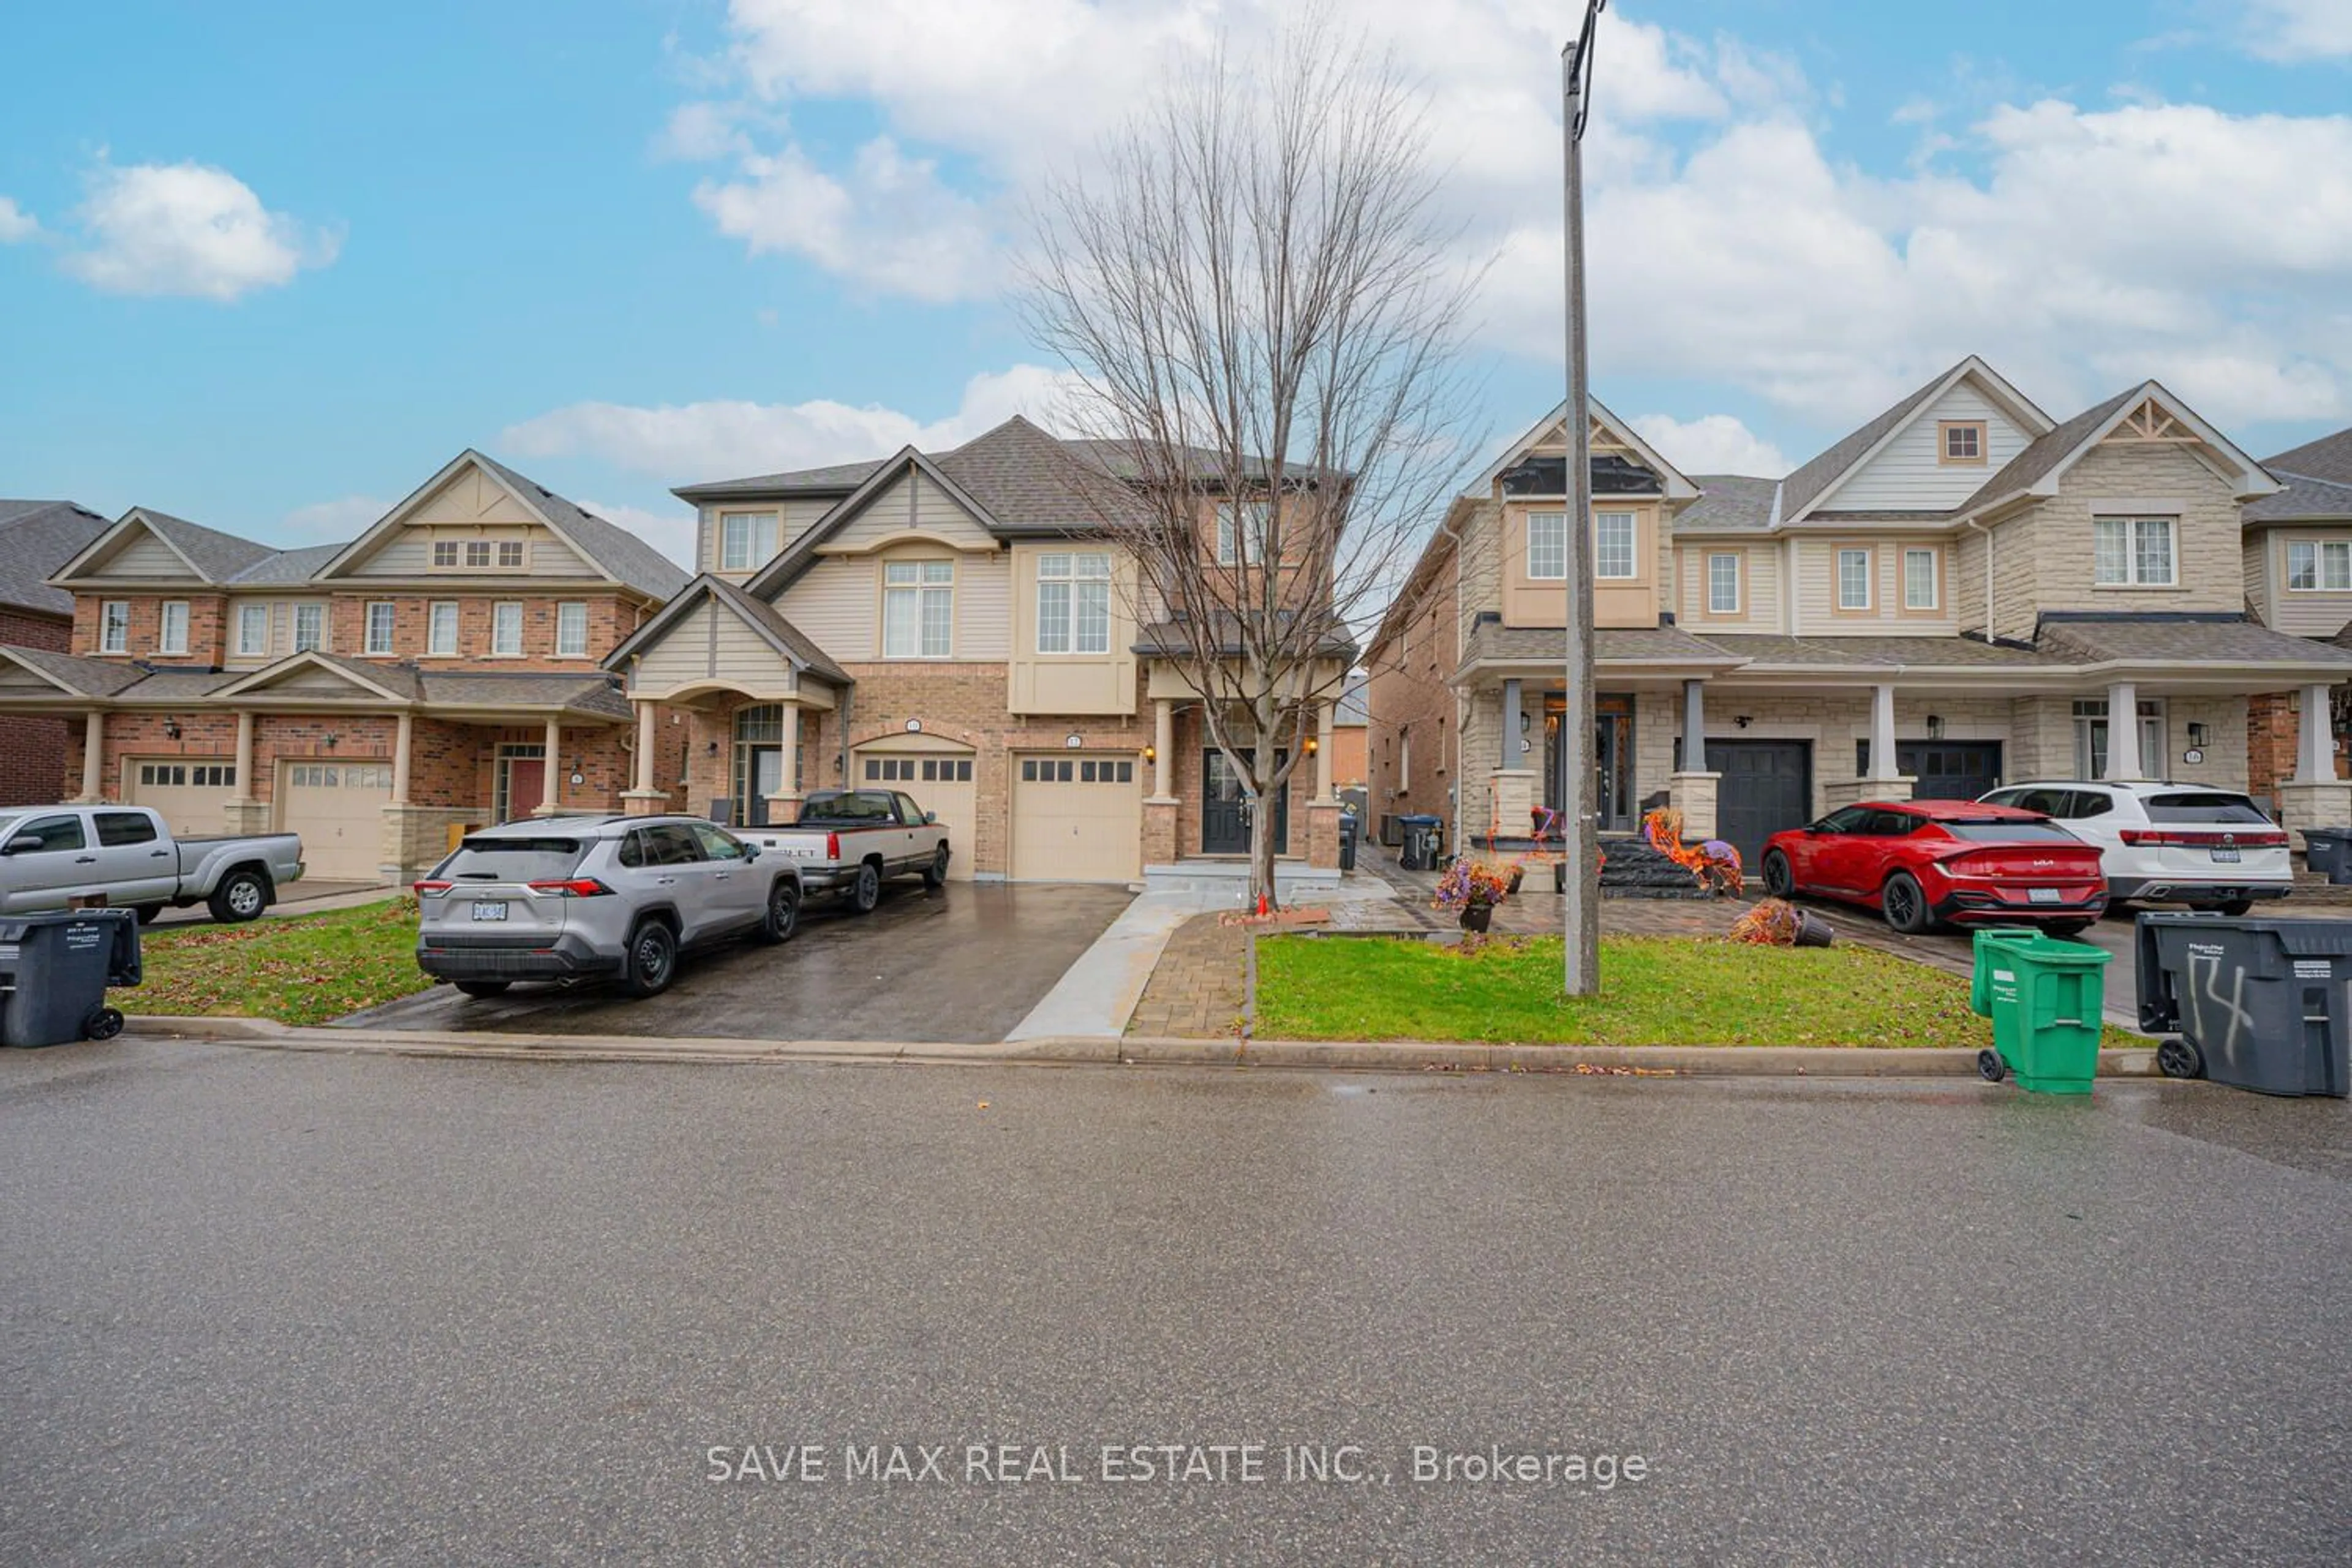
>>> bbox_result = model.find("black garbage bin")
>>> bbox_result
[2302,826,2352,885]
[1397,813,1442,872]
[1338,812,1359,872]
[2136,912,2351,1095]
[0,908,139,1048]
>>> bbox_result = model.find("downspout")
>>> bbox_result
[1964,516,1995,642]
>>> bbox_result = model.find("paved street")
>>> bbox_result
[344,881,1134,1042]
[4,1042,2346,1564]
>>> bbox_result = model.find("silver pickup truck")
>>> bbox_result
[0,804,304,923]
[738,788,951,912]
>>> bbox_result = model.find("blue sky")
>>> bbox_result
[2,1,2348,565]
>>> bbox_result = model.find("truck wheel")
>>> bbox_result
[454,981,511,998]
[851,862,882,914]
[622,919,677,998]
[208,869,270,924]
[132,904,165,926]
[921,845,949,890]
[758,879,801,944]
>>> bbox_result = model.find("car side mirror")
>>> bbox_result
[1801,823,1822,835]
[741,843,760,861]
[3,834,42,855]
[924,811,937,825]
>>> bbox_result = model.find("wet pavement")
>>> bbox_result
[2,1042,2345,1564]
[345,880,1134,1042]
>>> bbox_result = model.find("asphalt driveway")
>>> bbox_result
[345,880,1134,1042]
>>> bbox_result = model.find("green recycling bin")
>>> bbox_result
[1969,929,2112,1095]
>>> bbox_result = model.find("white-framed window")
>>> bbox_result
[1706,552,1741,615]
[293,602,325,653]
[2286,540,2352,592]
[1594,512,1637,579]
[1836,548,1873,611]
[1940,421,1985,463]
[158,600,189,655]
[463,540,492,568]
[1036,551,1112,655]
[431,540,461,568]
[2094,516,2176,587]
[2073,698,2165,779]
[719,511,779,572]
[556,601,589,657]
[497,540,525,568]
[1902,547,1940,611]
[883,560,953,658]
[1526,513,1567,581]
[99,600,130,654]
[492,601,524,655]
[428,601,459,656]
[236,603,270,657]
[364,601,397,655]
[1216,500,1268,567]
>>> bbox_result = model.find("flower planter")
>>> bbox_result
[1506,867,1525,895]
[1460,902,1494,933]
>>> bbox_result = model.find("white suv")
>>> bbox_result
[1977,781,2293,914]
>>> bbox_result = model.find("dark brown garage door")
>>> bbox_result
[1706,740,1812,872]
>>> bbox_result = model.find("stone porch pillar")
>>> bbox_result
[2277,682,2352,853]
[1489,677,1536,845]
[1144,698,1179,868]
[1668,677,1722,840]
[533,715,564,815]
[75,710,104,802]
[2104,680,2143,781]
[622,699,668,815]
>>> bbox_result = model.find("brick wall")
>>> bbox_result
[70,594,228,662]
[328,592,644,668]
[1366,544,1460,843]
[0,605,74,805]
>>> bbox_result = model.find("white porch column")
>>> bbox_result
[621,699,669,815]
[2278,684,2352,852]
[534,715,564,815]
[2104,680,2142,781]
[1868,682,1899,779]
[2297,684,2335,782]
[232,710,257,802]
[1316,702,1335,797]
[1151,698,1174,800]
[764,699,805,825]
[391,711,413,805]
[77,710,104,801]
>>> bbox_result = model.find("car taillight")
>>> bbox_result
[412,879,453,896]
[2119,829,2288,847]
[827,832,840,859]
[527,878,614,897]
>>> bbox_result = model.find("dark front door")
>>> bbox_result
[1898,741,2002,804]
[1202,749,1289,854]
[1547,696,1635,833]
[1705,739,1812,872]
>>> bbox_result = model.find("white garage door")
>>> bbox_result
[277,760,393,881]
[856,745,978,881]
[1010,753,1140,883]
[127,758,237,837]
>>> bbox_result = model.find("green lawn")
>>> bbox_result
[1256,934,2137,1049]
[124,897,432,1026]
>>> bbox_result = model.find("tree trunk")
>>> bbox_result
[1248,779,1278,914]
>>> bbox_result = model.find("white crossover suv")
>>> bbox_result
[1977,781,2293,914]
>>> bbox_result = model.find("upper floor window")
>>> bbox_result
[1216,500,1268,567]
[428,601,460,657]
[464,541,492,568]
[1836,548,1873,611]
[158,601,189,655]
[2287,540,2352,592]
[294,602,325,653]
[100,600,130,654]
[1037,552,1112,655]
[432,540,460,568]
[1594,513,1637,580]
[364,601,397,655]
[492,601,524,655]
[883,560,953,658]
[1939,421,1986,464]
[1706,552,1741,615]
[2094,516,2176,587]
[434,538,519,570]
[720,511,779,572]
[1902,547,1940,611]
[556,601,590,657]
[498,541,525,568]
[1526,513,1567,581]
[236,603,270,657]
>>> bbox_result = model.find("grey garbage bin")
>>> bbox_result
[2301,826,2352,884]
[2136,912,2351,1095]
[0,908,139,1048]
[1338,812,1359,872]
[1397,813,1442,872]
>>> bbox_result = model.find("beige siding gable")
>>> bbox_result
[342,522,593,579]
[99,529,203,580]
[824,470,997,553]
[409,465,542,528]
[628,596,798,698]
[775,558,878,663]
[1819,382,2035,513]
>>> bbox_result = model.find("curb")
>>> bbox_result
[122,1015,2161,1078]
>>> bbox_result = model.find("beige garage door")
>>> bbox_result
[1010,753,1140,883]
[127,758,238,837]
[277,760,393,881]
[856,742,978,881]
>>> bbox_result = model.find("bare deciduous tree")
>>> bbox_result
[1019,17,1483,909]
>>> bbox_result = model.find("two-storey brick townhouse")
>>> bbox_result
[2242,423,2352,804]
[0,500,113,805]
[0,451,686,881]
[603,415,1352,885]
[1368,358,2352,872]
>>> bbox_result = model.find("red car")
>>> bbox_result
[1760,800,2108,936]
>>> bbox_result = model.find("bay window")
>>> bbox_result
[1037,552,1112,655]
[1526,513,1567,580]
[1594,512,1637,579]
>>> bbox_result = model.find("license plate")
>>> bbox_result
[470,901,508,922]
[2027,888,2062,905]
[2211,846,2241,864]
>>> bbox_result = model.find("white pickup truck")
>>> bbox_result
[738,788,951,913]
[0,804,304,923]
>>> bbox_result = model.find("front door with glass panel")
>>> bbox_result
[743,748,783,826]
[1550,696,1634,832]
[1202,749,1289,854]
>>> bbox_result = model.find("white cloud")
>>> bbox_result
[62,160,339,301]
[282,496,388,538]
[1630,413,1789,477]
[0,196,37,243]
[692,136,995,303]
[501,363,1085,482]
[579,500,699,569]
[2238,0,2352,60]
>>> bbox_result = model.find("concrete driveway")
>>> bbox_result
[345,880,1134,1042]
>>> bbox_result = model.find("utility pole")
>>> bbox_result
[1561,1,1605,995]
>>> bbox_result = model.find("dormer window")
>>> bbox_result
[1939,421,1986,464]
[720,511,779,572]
